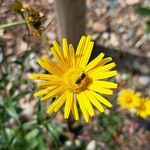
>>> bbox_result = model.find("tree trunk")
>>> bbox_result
[55,0,86,48]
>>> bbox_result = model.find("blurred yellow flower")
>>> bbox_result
[117,89,140,110]
[136,98,150,119]
[29,35,117,122]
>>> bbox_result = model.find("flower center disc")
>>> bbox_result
[126,97,132,103]
[64,68,91,93]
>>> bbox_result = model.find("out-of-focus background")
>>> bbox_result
[0,0,150,149]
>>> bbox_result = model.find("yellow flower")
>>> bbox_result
[136,97,150,119]
[117,89,140,110]
[29,35,117,122]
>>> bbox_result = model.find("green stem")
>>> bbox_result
[0,20,28,29]
[6,126,22,149]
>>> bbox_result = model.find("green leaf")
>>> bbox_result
[100,132,111,142]
[108,126,116,134]
[0,127,13,147]
[37,100,45,124]
[4,97,20,123]
[45,123,60,146]
[23,121,37,130]
[25,129,39,141]
[38,137,48,150]
[137,6,150,16]
[12,91,28,102]
[146,20,150,33]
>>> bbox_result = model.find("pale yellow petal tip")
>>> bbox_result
[100,52,105,56]
[87,35,92,39]
[33,93,39,97]
[69,44,74,48]
[107,57,112,61]
[74,117,79,121]
[36,58,41,64]
[62,38,67,41]
[46,109,55,115]
[50,47,53,51]
[113,83,118,88]
[29,74,34,80]
[46,110,51,114]
[112,62,116,67]
[91,113,95,117]
[90,41,94,46]
[108,90,113,95]
[52,40,57,45]
[101,109,105,113]
[85,119,89,123]
[109,57,112,60]
[40,55,48,60]
[81,35,86,39]
[33,91,45,97]
[108,103,112,108]
[64,114,69,119]
[41,97,46,101]
[114,71,118,75]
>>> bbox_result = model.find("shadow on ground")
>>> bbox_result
[92,44,150,76]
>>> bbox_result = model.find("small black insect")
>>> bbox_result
[75,73,86,84]
[75,78,82,84]
[80,73,86,80]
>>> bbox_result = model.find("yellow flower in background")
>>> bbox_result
[117,89,140,110]
[29,35,117,122]
[136,98,150,119]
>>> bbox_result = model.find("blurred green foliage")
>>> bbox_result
[99,111,122,142]
[91,110,123,149]
[137,5,150,33]
[138,6,150,16]
[0,52,62,150]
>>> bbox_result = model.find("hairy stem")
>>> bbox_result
[0,20,28,29]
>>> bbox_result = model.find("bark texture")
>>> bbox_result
[55,0,86,48]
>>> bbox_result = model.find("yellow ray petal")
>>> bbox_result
[37,81,59,88]
[52,40,64,59]
[88,83,113,95]
[68,44,75,67]
[89,71,117,80]
[41,86,64,101]
[46,96,61,114]
[72,95,79,120]
[62,38,69,60]
[91,81,118,89]
[90,90,112,108]
[50,47,67,70]
[75,36,86,66]
[85,90,104,112]
[77,94,89,122]
[82,35,91,52]
[88,62,116,75]
[77,35,94,68]
[76,36,86,54]
[53,93,68,113]
[34,86,56,97]
[79,41,94,68]
[64,92,74,119]
[29,74,60,81]
[37,56,63,75]
[47,92,67,114]
[97,57,112,66]
[85,53,105,71]
[78,92,94,116]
